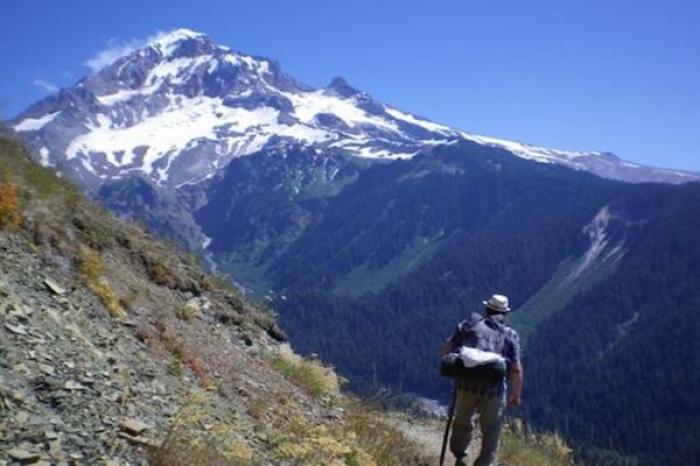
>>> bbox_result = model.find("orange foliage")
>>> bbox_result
[0,182,21,228]
[185,356,214,388]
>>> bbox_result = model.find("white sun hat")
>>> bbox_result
[483,294,511,313]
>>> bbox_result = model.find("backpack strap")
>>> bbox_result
[459,312,484,333]
[458,312,507,356]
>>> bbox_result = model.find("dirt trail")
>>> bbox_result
[386,413,480,465]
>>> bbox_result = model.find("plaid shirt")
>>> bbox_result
[446,313,520,397]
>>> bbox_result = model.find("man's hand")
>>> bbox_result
[507,393,521,407]
[441,341,456,356]
[508,362,523,408]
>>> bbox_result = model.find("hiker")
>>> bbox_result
[441,294,523,466]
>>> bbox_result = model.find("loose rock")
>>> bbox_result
[4,323,28,335]
[43,278,65,296]
[120,418,149,436]
[6,448,40,463]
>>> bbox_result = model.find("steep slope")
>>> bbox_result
[193,145,370,291]
[520,183,700,465]
[0,134,439,465]
[262,141,700,465]
[271,141,629,394]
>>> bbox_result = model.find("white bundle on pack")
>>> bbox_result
[458,346,505,368]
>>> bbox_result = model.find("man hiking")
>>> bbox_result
[441,294,523,466]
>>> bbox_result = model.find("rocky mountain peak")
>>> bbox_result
[326,77,362,98]
[145,28,212,57]
[80,28,275,101]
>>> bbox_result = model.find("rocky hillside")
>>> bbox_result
[0,133,575,465]
[0,133,427,466]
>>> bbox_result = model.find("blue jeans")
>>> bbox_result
[450,389,505,466]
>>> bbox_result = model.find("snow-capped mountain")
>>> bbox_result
[11,29,453,189]
[11,28,699,187]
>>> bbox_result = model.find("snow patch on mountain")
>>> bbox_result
[286,90,398,132]
[149,28,206,56]
[13,111,62,132]
[384,107,453,135]
[459,132,603,165]
[65,95,337,182]
[39,147,51,166]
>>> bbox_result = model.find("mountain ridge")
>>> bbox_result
[10,27,699,186]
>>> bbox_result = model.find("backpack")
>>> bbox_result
[440,312,508,383]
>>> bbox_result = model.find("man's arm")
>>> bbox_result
[508,362,523,407]
[441,340,456,356]
[441,324,462,355]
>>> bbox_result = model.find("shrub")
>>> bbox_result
[175,302,198,320]
[77,248,127,320]
[269,351,340,398]
[185,357,215,390]
[149,262,171,284]
[91,279,127,320]
[341,401,428,466]
[168,358,184,377]
[77,248,103,280]
[157,325,213,388]
[145,257,175,286]
[72,214,115,250]
[0,182,22,229]
[151,394,252,466]
[500,419,574,466]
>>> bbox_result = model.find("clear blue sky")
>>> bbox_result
[2,0,699,170]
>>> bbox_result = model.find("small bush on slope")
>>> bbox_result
[150,393,253,466]
[0,182,21,228]
[269,350,341,398]
[500,419,574,466]
[77,247,127,319]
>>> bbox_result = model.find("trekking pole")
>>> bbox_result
[439,382,457,466]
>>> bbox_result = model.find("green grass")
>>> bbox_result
[511,252,622,344]
[218,255,271,297]
[334,234,445,296]
[0,136,79,200]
